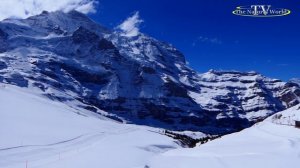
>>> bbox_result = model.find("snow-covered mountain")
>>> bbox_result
[147,104,300,168]
[290,78,300,86]
[0,10,299,134]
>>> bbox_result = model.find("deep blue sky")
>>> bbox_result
[89,0,300,81]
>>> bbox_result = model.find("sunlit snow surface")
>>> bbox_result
[147,105,300,168]
[0,84,179,168]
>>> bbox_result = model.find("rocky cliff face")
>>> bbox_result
[192,70,300,121]
[0,11,299,134]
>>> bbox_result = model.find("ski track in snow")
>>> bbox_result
[0,127,138,168]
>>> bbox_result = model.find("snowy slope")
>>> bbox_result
[0,84,180,168]
[147,105,300,168]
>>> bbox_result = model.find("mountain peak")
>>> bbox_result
[30,10,88,20]
[1,10,109,39]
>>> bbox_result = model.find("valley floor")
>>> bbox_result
[147,106,300,168]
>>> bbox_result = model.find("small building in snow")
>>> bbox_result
[295,121,300,128]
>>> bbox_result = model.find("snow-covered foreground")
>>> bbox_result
[147,105,300,168]
[0,84,179,168]
[1,83,300,168]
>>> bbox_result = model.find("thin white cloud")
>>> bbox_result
[118,11,143,37]
[277,63,289,67]
[0,0,98,21]
[192,36,223,46]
